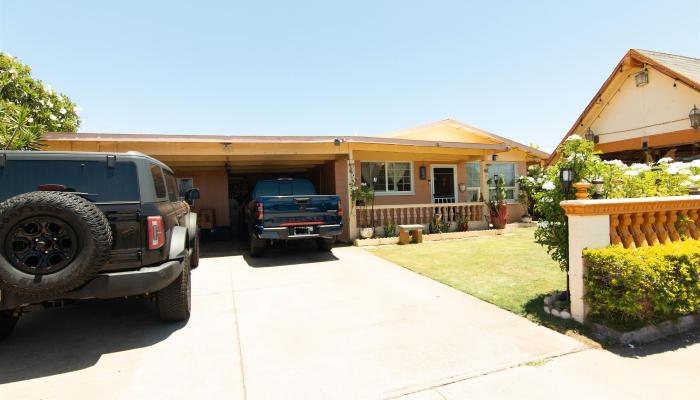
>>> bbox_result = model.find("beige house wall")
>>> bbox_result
[576,67,700,145]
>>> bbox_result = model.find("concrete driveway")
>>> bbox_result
[0,242,601,399]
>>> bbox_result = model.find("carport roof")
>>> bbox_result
[44,132,510,151]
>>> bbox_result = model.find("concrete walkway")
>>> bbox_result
[0,243,696,399]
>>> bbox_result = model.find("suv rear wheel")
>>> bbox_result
[0,191,113,297]
[157,255,191,321]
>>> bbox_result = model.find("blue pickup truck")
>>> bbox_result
[245,178,343,257]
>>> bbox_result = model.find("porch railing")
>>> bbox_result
[356,202,485,227]
[433,196,456,204]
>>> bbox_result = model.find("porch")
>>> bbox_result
[355,202,488,235]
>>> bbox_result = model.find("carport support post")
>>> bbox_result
[565,213,610,323]
[334,157,355,242]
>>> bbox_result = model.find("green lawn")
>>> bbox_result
[368,227,582,331]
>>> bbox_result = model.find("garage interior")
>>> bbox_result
[161,152,342,242]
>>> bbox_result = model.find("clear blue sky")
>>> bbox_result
[1,1,699,152]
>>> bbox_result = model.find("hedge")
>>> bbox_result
[583,240,700,327]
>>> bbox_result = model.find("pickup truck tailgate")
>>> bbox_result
[259,195,341,227]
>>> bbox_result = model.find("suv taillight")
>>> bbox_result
[148,216,165,250]
[255,202,264,221]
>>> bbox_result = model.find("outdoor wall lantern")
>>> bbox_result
[458,183,467,192]
[419,166,427,180]
[492,154,499,161]
[560,167,573,194]
[690,105,700,130]
[584,128,598,143]
[635,68,649,87]
[591,178,604,199]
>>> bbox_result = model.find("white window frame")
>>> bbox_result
[487,162,518,203]
[465,162,481,202]
[360,161,415,196]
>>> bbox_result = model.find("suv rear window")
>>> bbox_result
[163,170,179,202]
[149,165,167,199]
[0,159,140,202]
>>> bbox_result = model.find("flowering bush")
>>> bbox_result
[0,52,80,150]
[532,135,700,273]
[516,164,544,217]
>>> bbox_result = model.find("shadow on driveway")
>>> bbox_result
[0,297,184,384]
[202,238,340,267]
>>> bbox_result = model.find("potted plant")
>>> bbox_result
[486,173,508,229]
[351,181,376,238]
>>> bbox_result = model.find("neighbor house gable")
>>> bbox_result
[547,49,700,164]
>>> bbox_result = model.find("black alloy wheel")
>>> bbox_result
[5,216,79,275]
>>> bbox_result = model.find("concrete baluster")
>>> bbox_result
[619,213,636,249]
[687,209,700,240]
[631,213,648,247]
[655,211,670,244]
[609,214,622,246]
[666,210,680,242]
[643,212,660,246]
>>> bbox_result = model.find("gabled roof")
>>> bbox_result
[546,48,700,165]
[383,118,550,159]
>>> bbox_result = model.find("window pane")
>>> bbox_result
[0,160,139,202]
[164,170,179,202]
[387,162,411,192]
[467,189,480,202]
[489,163,515,187]
[150,165,167,198]
[489,188,515,201]
[360,162,386,191]
[466,162,480,188]
[177,178,193,197]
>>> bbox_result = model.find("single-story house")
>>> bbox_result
[548,49,700,165]
[43,118,548,241]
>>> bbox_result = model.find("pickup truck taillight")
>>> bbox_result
[147,216,165,250]
[255,202,264,221]
[337,200,343,218]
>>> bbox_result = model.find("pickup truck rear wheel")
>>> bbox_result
[0,310,20,341]
[157,255,191,321]
[316,237,334,252]
[0,191,113,297]
[249,233,265,257]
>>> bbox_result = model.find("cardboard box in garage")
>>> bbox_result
[198,208,215,229]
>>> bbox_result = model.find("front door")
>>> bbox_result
[431,165,457,203]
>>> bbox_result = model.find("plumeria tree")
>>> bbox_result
[0,52,80,150]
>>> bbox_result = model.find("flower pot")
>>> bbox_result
[490,202,508,229]
[359,227,374,239]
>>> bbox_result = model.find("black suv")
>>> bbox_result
[0,151,200,339]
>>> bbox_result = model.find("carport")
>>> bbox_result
[43,134,352,241]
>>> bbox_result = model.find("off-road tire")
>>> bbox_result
[316,237,334,252]
[249,232,265,258]
[0,191,112,297]
[157,255,191,321]
[190,232,200,269]
[0,310,20,341]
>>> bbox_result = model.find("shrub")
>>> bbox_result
[583,240,700,327]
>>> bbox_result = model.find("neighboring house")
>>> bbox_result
[548,49,700,165]
[43,119,547,241]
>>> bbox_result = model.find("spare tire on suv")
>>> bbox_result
[0,191,113,297]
